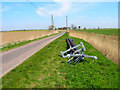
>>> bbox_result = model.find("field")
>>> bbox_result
[2,32,118,88]
[1,30,48,32]
[1,30,58,47]
[0,32,60,52]
[76,29,118,36]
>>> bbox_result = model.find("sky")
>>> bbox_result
[1,0,118,31]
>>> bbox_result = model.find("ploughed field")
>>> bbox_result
[1,30,58,47]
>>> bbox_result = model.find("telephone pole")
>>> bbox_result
[66,16,68,30]
[51,15,54,30]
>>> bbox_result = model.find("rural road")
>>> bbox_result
[1,32,65,78]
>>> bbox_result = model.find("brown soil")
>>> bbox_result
[1,31,58,46]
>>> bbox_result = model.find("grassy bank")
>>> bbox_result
[2,32,118,88]
[69,30,118,65]
[76,29,118,36]
[0,32,60,52]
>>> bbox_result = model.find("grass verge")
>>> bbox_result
[2,32,118,88]
[0,32,60,52]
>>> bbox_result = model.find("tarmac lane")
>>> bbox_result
[1,32,65,78]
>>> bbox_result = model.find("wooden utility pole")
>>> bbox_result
[66,16,68,30]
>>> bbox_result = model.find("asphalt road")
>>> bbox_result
[1,32,65,78]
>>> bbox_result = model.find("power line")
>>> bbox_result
[27,0,49,16]
[27,0,55,30]
[26,0,69,30]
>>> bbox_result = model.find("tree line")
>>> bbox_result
[48,24,101,30]
[48,24,88,30]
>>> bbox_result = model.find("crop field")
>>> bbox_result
[1,30,47,32]
[76,29,118,36]
[0,32,60,52]
[2,32,118,88]
[1,30,58,47]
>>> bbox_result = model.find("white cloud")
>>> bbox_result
[36,7,46,16]
[36,0,71,16]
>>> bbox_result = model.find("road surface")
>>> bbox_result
[1,32,65,78]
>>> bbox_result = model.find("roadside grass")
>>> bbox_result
[2,32,118,88]
[0,32,60,52]
[76,29,118,36]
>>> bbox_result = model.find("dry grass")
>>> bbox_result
[69,30,118,65]
[1,30,58,47]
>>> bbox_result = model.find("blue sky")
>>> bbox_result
[1,1,118,31]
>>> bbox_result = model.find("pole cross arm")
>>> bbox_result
[60,42,85,58]
[60,40,97,65]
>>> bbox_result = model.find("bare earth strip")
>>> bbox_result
[1,30,58,46]
[1,32,65,78]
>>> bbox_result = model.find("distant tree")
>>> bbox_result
[63,27,67,30]
[84,27,86,30]
[71,24,74,30]
[23,29,27,31]
[73,26,77,30]
[98,27,100,30]
[55,28,57,30]
[78,26,81,30]
[58,28,62,30]
[48,25,55,30]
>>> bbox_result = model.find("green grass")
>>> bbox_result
[76,29,118,36]
[0,32,60,52]
[2,32,119,88]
